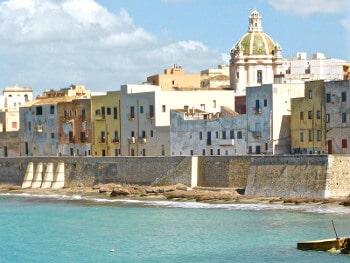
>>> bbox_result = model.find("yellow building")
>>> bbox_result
[147,64,200,90]
[290,80,326,154]
[91,91,121,156]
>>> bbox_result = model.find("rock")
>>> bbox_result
[110,189,130,197]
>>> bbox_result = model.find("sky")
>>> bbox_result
[0,0,349,96]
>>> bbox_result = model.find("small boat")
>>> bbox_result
[297,237,346,251]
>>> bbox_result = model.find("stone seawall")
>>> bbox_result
[0,155,350,198]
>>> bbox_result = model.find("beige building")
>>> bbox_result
[200,64,230,89]
[290,80,326,154]
[91,91,121,156]
[0,85,33,132]
[147,64,200,90]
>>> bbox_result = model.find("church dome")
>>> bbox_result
[231,10,276,56]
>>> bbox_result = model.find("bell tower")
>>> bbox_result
[248,10,263,33]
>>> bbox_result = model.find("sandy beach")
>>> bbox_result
[1,183,349,208]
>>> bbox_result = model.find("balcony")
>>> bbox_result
[128,113,135,120]
[98,137,106,143]
[111,138,120,144]
[252,107,262,114]
[128,137,136,144]
[138,137,147,144]
[251,131,262,138]
[95,114,105,120]
[148,112,155,119]
[219,139,235,146]
[35,125,43,132]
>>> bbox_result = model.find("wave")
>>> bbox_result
[1,192,350,214]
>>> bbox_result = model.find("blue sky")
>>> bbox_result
[0,0,349,96]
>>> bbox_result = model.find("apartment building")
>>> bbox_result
[91,91,121,156]
[120,84,235,156]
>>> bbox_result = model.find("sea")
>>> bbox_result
[0,194,350,263]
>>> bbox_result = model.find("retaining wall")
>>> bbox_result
[0,155,350,198]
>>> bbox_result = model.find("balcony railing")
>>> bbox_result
[98,137,106,143]
[138,137,147,144]
[148,112,155,119]
[128,113,135,120]
[251,131,262,138]
[128,137,136,144]
[95,114,105,120]
[252,107,262,114]
[111,138,120,144]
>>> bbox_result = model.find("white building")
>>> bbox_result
[230,10,283,94]
[276,52,346,84]
[170,107,247,156]
[246,83,305,154]
[120,84,235,156]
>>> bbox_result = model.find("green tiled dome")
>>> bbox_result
[236,32,275,56]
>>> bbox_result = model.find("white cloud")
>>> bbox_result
[268,0,350,16]
[0,0,222,94]
[340,18,350,32]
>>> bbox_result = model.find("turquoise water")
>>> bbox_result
[1,194,350,263]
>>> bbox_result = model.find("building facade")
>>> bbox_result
[120,84,235,156]
[147,64,200,90]
[246,83,305,155]
[170,107,246,156]
[230,10,283,94]
[290,80,326,154]
[91,91,121,156]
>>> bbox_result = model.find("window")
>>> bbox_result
[342,113,347,123]
[265,143,268,151]
[342,92,347,102]
[142,130,146,138]
[342,139,347,149]
[51,133,55,139]
[237,131,243,139]
[28,122,31,132]
[114,131,119,141]
[217,149,220,155]
[107,107,111,115]
[80,132,85,141]
[300,112,304,120]
[36,106,43,115]
[317,130,321,141]
[216,131,219,139]
[162,105,166,112]
[236,71,239,79]
[150,130,154,137]
[222,131,226,139]
[11,122,17,129]
[316,110,321,119]
[113,107,118,119]
[213,100,216,108]
[230,130,234,139]
[50,105,55,114]
[257,70,262,84]
[200,104,205,111]
[101,107,105,117]
[325,114,330,123]
[130,106,135,119]
[140,106,144,114]
[263,99,267,107]
[81,109,86,120]
[308,130,313,142]
[300,131,304,142]
[202,149,206,155]
[308,111,313,119]
[95,109,101,115]
[131,131,135,137]
[308,90,312,99]
[326,93,331,103]
[199,132,202,140]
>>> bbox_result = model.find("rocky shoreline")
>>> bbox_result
[1,183,350,207]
